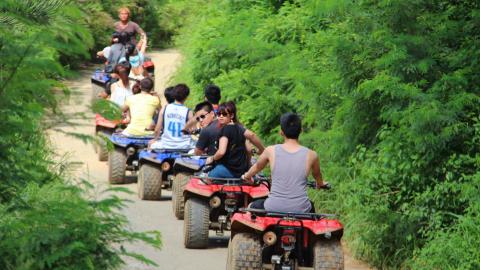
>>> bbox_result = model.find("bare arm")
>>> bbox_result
[211,136,228,162]
[244,129,265,154]
[184,116,198,131]
[311,152,326,188]
[243,146,271,179]
[139,34,147,54]
[153,106,166,139]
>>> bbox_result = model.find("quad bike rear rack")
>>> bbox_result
[239,207,337,221]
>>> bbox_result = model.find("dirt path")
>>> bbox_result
[48,49,372,270]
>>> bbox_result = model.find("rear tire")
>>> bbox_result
[172,173,191,220]
[313,240,344,270]
[184,197,210,248]
[96,131,109,162]
[108,148,126,184]
[228,233,262,270]
[138,164,162,200]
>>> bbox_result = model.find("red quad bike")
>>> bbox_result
[183,173,270,249]
[93,114,128,161]
[227,186,344,270]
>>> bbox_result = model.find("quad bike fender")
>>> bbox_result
[138,150,162,165]
[230,212,343,237]
[109,134,153,148]
[95,114,119,129]
[91,71,110,87]
[173,157,206,173]
[183,177,270,199]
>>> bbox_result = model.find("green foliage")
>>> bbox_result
[170,0,480,268]
[0,181,161,270]
[0,1,162,269]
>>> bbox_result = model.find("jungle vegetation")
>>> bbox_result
[0,0,167,269]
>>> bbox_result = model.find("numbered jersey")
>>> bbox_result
[155,103,192,150]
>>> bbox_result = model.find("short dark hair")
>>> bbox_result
[194,101,214,113]
[140,78,154,92]
[174,83,190,102]
[280,113,302,139]
[204,84,221,104]
[164,86,175,104]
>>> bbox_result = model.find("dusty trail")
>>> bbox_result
[48,49,372,270]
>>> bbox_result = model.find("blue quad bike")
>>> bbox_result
[137,149,207,206]
[108,133,153,184]
[91,69,114,104]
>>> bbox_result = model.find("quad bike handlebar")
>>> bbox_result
[307,181,331,190]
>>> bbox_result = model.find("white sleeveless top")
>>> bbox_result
[110,81,133,106]
[152,103,192,150]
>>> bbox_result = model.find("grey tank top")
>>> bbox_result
[264,145,311,213]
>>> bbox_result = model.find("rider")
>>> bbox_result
[242,113,329,213]
[183,84,221,132]
[114,7,146,46]
[151,86,175,131]
[204,84,221,113]
[125,37,147,80]
[106,64,133,106]
[193,101,264,156]
[121,77,160,136]
[164,86,175,104]
[206,101,256,178]
[150,84,194,149]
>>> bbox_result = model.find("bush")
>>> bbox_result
[0,182,161,270]
[0,1,162,268]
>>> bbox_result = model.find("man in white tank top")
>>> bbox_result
[242,113,329,213]
[150,84,194,150]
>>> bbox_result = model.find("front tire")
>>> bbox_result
[172,173,191,220]
[227,233,262,270]
[313,240,344,270]
[138,163,163,200]
[183,197,210,249]
[108,148,126,184]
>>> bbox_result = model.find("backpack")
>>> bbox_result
[105,43,126,73]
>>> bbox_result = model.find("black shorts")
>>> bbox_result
[249,199,316,213]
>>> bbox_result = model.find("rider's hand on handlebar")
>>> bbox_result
[206,156,214,165]
[317,182,331,190]
[241,174,253,183]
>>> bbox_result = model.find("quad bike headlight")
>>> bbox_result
[161,161,171,172]
[209,196,221,208]
[126,147,136,156]
[263,231,277,246]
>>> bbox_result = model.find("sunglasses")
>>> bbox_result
[218,112,230,117]
[196,113,208,122]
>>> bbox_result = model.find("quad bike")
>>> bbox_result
[136,149,206,200]
[171,154,209,219]
[91,69,113,104]
[226,183,343,270]
[183,172,270,249]
[107,133,153,184]
[94,114,128,161]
